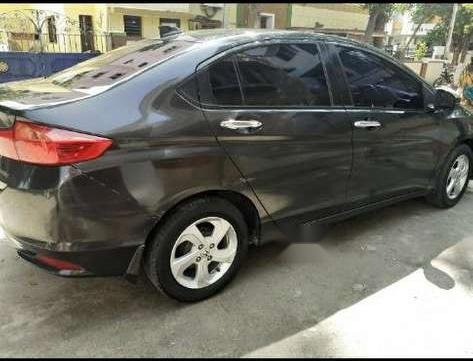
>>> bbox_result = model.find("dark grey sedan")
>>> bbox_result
[0,29,471,301]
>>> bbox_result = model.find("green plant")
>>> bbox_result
[424,4,473,64]
[415,41,428,60]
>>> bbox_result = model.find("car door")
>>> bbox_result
[193,40,353,228]
[328,43,439,204]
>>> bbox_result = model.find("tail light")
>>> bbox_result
[36,254,84,271]
[0,118,112,165]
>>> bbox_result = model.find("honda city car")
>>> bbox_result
[0,29,471,301]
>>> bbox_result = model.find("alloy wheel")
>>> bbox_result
[446,154,470,200]
[170,217,238,289]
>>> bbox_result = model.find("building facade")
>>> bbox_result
[288,3,370,41]
[0,3,237,53]
[237,4,290,29]
[236,3,380,43]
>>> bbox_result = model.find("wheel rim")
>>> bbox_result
[170,217,238,289]
[446,154,470,200]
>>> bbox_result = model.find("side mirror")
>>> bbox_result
[431,86,460,110]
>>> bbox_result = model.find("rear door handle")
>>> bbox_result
[220,119,263,130]
[354,120,382,129]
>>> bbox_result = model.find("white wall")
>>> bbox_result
[404,61,422,75]
[424,61,444,84]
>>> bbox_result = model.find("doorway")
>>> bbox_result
[79,15,95,52]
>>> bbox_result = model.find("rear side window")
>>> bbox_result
[235,43,331,106]
[198,57,243,106]
[335,46,423,109]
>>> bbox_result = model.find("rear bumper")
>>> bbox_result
[5,231,141,276]
[0,157,156,276]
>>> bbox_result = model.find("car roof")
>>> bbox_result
[173,28,376,52]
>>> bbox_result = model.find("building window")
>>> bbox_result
[124,15,142,38]
[160,18,181,28]
[47,16,57,43]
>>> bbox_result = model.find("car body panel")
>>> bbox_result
[202,107,353,227]
[322,41,459,205]
[0,41,282,275]
[346,108,440,202]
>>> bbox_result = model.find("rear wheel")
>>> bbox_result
[144,197,248,302]
[427,144,472,208]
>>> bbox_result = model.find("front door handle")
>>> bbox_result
[354,120,382,129]
[220,119,263,130]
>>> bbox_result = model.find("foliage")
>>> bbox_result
[362,3,397,18]
[424,4,473,51]
[408,4,447,25]
[414,41,428,60]
[389,4,450,59]
[392,3,410,14]
[424,22,448,47]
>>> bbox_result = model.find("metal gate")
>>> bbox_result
[0,51,97,83]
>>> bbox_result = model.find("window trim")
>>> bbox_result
[231,55,246,104]
[329,42,430,112]
[193,39,334,110]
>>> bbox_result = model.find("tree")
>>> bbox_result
[0,9,77,52]
[402,4,447,56]
[424,4,473,64]
[362,4,415,47]
[362,4,396,45]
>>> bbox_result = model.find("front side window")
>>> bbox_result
[235,43,331,106]
[335,45,423,109]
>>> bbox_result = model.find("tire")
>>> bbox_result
[144,197,248,302]
[427,144,472,208]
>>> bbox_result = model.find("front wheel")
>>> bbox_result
[427,144,472,208]
[144,197,248,302]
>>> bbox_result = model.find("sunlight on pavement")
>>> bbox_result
[244,236,473,358]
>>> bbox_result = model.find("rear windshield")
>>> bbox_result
[49,37,197,92]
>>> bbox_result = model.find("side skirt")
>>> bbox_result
[258,190,429,245]
[305,190,429,226]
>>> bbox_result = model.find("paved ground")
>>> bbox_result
[2,185,473,357]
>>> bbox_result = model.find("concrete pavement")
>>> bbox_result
[2,184,473,357]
